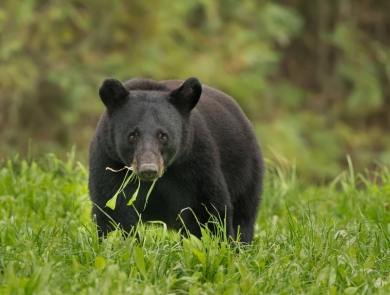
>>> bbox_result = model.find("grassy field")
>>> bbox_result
[1,154,390,295]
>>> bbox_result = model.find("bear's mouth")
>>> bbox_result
[137,173,160,182]
[134,171,164,182]
[132,159,164,182]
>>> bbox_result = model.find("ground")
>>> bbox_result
[0,152,389,294]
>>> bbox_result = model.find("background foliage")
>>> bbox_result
[1,0,389,181]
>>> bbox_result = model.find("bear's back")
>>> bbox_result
[161,79,257,140]
[123,79,244,119]
[161,79,262,200]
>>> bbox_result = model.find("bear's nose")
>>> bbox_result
[139,164,158,180]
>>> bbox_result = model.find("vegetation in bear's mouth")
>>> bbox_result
[1,154,390,294]
[105,166,157,210]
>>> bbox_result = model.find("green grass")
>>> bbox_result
[1,154,390,295]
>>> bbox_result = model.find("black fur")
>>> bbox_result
[89,77,264,243]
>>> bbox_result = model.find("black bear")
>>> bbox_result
[89,77,264,244]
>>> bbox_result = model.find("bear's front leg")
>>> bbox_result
[178,177,236,243]
[92,197,140,238]
[204,200,236,242]
[89,166,141,238]
[178,202,235,242]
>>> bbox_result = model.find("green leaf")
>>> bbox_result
[133,246,147,278]
[364,254,375,269]
[193,248,207,274]
[94,256,106,270]
[235,261,247,279]
[105,168,134,209]
[105,167,158,209]
[127,178,141,206]
[343,287,358,295]
[144,179,157,210]
[106,193,119,210]
[142,286,154,295]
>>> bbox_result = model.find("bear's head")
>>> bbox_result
[99,77,202,182]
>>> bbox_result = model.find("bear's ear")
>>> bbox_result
[169,77,202,114]
[99,78,129,109]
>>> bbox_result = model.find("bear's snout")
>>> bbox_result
[132,148,165,181]
[139,164,159,181]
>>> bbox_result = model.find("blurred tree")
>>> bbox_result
[270,0,390,179]
[0,0,389,181]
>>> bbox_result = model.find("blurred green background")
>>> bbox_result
[1,0,389,182]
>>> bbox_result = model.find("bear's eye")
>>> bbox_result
[129,133,138,141]
[158,133,168,141]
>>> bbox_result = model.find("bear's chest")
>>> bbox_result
[135,172,198,227]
